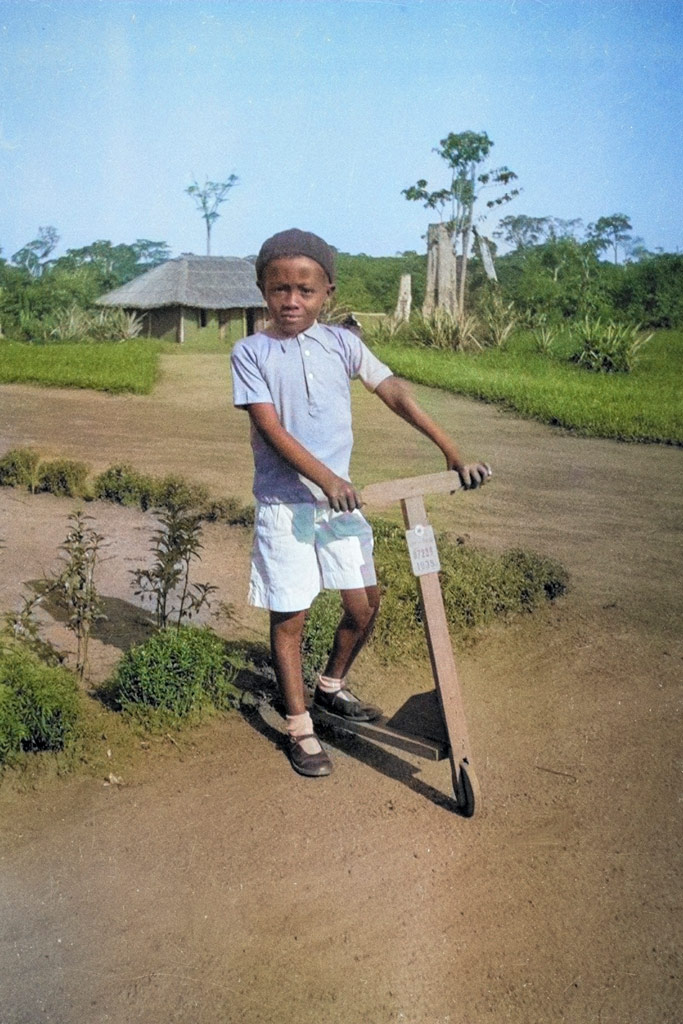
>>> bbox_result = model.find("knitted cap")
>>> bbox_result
[255,228,335,283]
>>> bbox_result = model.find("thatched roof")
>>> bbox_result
[97,255,266,310]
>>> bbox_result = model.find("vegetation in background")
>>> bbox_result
[402,130,519,317]
[371,330,683,444]
[185,176,239,256]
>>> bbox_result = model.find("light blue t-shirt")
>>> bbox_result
[230,322,393,503]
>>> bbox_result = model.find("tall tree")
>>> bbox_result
[185,176,239,255]
[587,214,633,265]
[11,226,59,276]
[402,131,519,316]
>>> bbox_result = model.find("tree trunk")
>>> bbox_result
[393,274,412,323]
[422,225,439,316]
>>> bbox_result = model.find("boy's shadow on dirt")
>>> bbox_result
[236,659,460,815]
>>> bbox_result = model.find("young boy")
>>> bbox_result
[231,228,490,778]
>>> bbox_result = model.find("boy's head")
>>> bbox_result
[256,229,336,337]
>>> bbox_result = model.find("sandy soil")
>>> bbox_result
[0,354,681,1024]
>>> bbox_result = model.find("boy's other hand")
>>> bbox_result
[324,474,364,512]
[452,462,492,490]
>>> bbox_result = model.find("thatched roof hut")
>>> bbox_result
[97,255,267,343]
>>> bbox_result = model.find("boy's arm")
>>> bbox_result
[246,403,363,512]
[374,376,491,489]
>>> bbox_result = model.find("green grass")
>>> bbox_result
[0,340,161,394]
[373,330,683,445]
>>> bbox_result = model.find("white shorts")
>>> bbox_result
[249,502,377,612]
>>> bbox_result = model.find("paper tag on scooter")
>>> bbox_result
[405,524,441,576]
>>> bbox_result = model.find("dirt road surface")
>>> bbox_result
[0,354,681,1024]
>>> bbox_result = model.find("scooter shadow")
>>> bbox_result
[239,699,462,816]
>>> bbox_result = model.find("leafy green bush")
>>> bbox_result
[36,459,90,497]
[0,647,82,762]
[571,317,654,373]
[111,626,240,722]
[0,682,28,764]
[0,447,40,489]
[201,496,254,527]
[300,519,568,672]
[93,463,157,507]
[151,474,210,513]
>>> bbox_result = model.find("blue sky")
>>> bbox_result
[1,0,681,261]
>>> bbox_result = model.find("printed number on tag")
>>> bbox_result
[405,524,441,576]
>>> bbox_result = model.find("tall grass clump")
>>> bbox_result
[570,316,654,373]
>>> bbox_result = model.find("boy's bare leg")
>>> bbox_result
[323,585,380,680]
[269,609,308,714]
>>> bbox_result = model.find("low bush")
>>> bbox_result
[93,463,157,507]
[36,458,90,497]
[201,496,254,527]
[0,682,27,764]
[151,474,210,513]
[301,519,568,673]
[0,447,40,489]
[0,646,83,763]
[110,625,240,723]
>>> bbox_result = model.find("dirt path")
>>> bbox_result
[1,355,681,1024]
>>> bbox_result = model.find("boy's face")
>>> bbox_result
[259,256,334,337]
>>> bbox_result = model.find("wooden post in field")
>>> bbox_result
[393,274,412,324]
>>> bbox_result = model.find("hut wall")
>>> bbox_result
[131,306,265,344]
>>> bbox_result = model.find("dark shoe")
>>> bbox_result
[287,735,333,777]
[314,686,383,722]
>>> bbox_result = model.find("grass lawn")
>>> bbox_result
[373,329,683,445]
[0,340,161,394]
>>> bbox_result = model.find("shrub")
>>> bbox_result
[0,647,82,760]
[93,463,157,507]
[152,474,210,513]
[201,496,254,527]
[0,447,40,490]
[300,519,569,672]
[36,459,90,497]
[571,316,654,373]
[0,682,27,764]
[301,591,343,683]
[111,625,239,720]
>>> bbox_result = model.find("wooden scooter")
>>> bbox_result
[312,470,483,817]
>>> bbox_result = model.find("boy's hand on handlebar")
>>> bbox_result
[450,460,493,490]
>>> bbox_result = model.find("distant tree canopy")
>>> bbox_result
[334,251,427,314]
[0,233,171,339]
